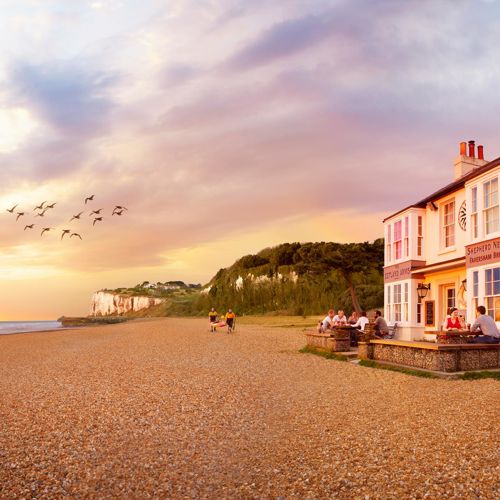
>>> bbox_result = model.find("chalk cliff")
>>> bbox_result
[90,291,164,316]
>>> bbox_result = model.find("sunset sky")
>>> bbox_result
[1,0,499,320]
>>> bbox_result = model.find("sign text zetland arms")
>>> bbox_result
[466,237,500,268]
[384,261,425,283]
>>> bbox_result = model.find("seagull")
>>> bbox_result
[41,227,53,236]
[34,202,46,211]
[61,229,71,240]
[112,210,124,216]
[85,195,94,204]
[112,205,127,213]
[35,208,49,217]
[24,224,34,231]
[6,204,18,213]
[70,233,82,239]
[16,212,25,221]
[46,203,56,209]
[89,208,103,216]
[93,217,103,226]
[69,212,84,222]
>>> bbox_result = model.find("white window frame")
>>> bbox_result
[471,186,478,239]
[442,199,455,249]
[393,284,402,322]
[404,217,409,258]
[483,178,499,236]
[485,267,500,321]
[393,220,402,260]
[417,215,423,257]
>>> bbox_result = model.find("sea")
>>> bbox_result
[0,321,63,335]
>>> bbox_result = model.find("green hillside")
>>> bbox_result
[195,239,384,316]
[104,240,384,317]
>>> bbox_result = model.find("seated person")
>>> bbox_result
[373,310,389,338]
[470,306,500,343]
[333,309,348,325]
[347,311,358,325]
[352,311,369,331]
[321,309,335,332]
[444,308,465,331]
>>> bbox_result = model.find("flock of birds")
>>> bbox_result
[5,195,128,240]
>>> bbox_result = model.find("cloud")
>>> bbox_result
[225,12,335,70]
[9,61,120,137]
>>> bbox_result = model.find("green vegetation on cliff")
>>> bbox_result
[105,240,384,317]
[195,239,384,316]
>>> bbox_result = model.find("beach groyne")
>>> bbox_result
[90,291,164,316]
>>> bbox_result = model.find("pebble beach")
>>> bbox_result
[0,317,498,499]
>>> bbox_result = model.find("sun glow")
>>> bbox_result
[0,107,38,153]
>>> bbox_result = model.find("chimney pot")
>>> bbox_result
[468,140,475,158]
[460,141,467,155]
[478,145,484,160]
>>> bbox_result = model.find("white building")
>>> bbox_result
[383,141,500,340]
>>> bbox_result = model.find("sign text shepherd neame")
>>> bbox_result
[466,237,500,268]
[384,261,426,283]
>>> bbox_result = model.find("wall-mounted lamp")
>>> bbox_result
[461,279,467,291]
[417,283,431,300]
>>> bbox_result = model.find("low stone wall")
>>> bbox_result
[362,340,500,372]
[305,333,351,353]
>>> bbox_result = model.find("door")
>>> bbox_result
[442,285,456,329]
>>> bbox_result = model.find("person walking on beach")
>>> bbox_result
[209,308,218,332]
[225,309,236,333]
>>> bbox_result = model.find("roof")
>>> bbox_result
[383,156,500,222]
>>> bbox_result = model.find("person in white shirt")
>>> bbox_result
[470,305,500,343]
[321,309,335,332]
[352,311,369,331]
[333,310,348,325]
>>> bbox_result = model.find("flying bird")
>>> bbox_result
[85,195,94,204]
[112,210,124,216]
[34,202,46,211]
[89,209,103,216]
[70,233,82,240]
[70,212,84,222]
[6,204,18,213]
[93,217,103,226]
[16,212,25,221]
[24,224,34,231]
[40,227,53,236]
[113,205,127,213]
[61,229,71,240]
[35,208,49,217]
[46,203,56,209]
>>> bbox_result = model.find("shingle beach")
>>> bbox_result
[1,318,498,499]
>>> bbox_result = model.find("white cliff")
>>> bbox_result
[90,291,164,316]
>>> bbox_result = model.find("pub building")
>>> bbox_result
[383,140,500,341]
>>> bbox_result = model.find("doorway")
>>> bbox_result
[442,284,456,328]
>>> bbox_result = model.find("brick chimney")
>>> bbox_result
[454,140,487,179]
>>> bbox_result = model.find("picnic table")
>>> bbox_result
[436,329,479,344]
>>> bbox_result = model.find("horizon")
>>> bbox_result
[2,0,500,320]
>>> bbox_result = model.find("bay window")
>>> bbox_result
[483,178,499,235]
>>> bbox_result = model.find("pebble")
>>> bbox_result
[0,317,498,499]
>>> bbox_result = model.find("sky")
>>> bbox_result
[1,0,500,320]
